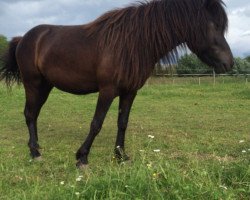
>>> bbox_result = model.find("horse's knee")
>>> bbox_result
[118,119,128,132]
[119,124,127,132]
[90,120,102,134]
[24,105,38,125]
[24,110,33,125]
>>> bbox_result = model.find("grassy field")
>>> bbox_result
[0,77,249,199]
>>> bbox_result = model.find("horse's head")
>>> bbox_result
[186,0,234,73]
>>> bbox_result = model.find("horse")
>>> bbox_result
[0,0,234,168]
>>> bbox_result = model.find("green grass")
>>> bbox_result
[0,77,249,199]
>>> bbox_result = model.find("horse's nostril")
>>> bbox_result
[231,60,235,67]
[220,62,231,72]
[222,63,227,72]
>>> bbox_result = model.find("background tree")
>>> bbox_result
[0,35,8,69]
[245,55,250,63]
[233,57,250,74]
[153,62,177,76]
[176,53,212,75]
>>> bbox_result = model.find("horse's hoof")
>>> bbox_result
[78,164,88,170]
[113,154,130,164]
[122,154,130,161]
[34,156,43,161]
[114,147,130,162]
[119,157,130,164]
[76,161,88,169]
[30,148,41,159]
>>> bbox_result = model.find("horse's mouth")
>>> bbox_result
[198,53,234,74]
[214,63,226,73]
[214,62,233,74]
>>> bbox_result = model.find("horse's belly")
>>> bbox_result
[43,69,99,95]
[54,82,99,95]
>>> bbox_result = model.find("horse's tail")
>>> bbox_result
[0,37,23,87]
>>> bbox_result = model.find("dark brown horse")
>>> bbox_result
[0,0,234,168]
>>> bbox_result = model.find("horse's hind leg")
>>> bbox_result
[115,92,137,161]
[23,78,52,159]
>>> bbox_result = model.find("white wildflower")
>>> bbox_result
[75,192,80,196]
[153,149,161,153]
[219,185,228,190]
[239,140,245,143]
[242,150,247,153]
[148,135,155,139]
[60,181,65,185]
[147,163,152,168]
[76,177,82,182]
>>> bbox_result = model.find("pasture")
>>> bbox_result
[0,77,249,199]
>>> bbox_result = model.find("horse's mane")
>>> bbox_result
[85,0,228,89]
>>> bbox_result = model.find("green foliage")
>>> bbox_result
[0,78,249,199]
[0,35,8,52]
[0,35,8,69]
[154,54,250,75]
[245,56,250,63]
[153,62,177,76]
[233,57,250,74]
[176,54,212,74]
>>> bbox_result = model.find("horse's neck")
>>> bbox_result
[144,4,191,65]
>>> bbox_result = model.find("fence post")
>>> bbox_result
[172,78,175,85]
[213,69,216,86]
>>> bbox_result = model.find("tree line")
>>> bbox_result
[0,34,250,75]
[177,53,250,75]
[0,35,8,70]
[154,53,250,76]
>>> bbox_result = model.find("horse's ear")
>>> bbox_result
[204,0,228,31]
[205,0,225,10]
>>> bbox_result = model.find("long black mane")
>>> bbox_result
[85,0,228,89]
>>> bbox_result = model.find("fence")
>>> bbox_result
[148,70,250,86]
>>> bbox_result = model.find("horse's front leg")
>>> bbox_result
[76,87,115,168]
[115,91,137,162]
